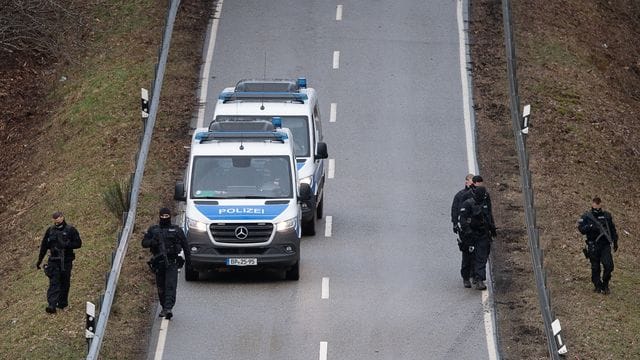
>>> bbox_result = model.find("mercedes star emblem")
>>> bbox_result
[235,226,249,240]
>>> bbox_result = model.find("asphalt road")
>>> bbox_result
[149,1,492,359]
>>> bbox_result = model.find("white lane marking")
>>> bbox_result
[154,318,169,360]
[328,159,335,179]
[196,0,224,129]
[319,341,328,360]
[322,277,330,299]
[332,51,340,69]
[330,103,337,123]
[458,1,497,359]
[336,5,343,21]
[457,0,477,175]
[324,216,333,237]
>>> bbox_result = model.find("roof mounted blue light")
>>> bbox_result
[218,91,307,102]
[194,130,288,143]
[297,77,307,89]
[271,117,282,128]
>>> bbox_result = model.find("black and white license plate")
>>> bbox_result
[226,258,258,266]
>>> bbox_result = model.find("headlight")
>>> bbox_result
[299,176,312,186]
[276,217,297,232]
[187,217,207,232]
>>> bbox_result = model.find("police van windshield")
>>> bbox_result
[191,155,293,199]
[214,116,310,157]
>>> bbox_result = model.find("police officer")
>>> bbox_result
[451,173,475,288]
[36,211,82,314]
[459,187,496,290]
[577,197,618,295]
[142,207,190,320]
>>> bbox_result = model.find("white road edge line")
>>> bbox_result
[328,159,335,179]
[329,103,337,123]
[324,216,333,237]
[336,5,343,21]
[319,341,328,360]
[196,0,224,129]
[332,51,340,69]
[457,1,497,360]
[322,277,330,299]
[154,318,169,360]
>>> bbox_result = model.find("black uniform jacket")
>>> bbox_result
[578,209,618,246]
[38,221,82,264]
[142,224,191,260]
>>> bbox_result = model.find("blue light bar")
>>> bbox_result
[195,130,288,143]
[271,117,282,128]
[218,91,308,102]
[297,77,307,88]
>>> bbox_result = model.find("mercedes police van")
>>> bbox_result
[212,78,328,236]
[174,118,311,281]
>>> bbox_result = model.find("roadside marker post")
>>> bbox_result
[85,301,96,353]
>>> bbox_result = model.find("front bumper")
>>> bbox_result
[186,228,299,271]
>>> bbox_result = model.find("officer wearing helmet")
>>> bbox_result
[458,186,496,290]
[142,207,190,320]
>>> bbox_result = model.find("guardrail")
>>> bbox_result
[501,0,567,358]
[85,0,182,358]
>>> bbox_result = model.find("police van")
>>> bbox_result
[174,118,310,281]
[213,78,328,236]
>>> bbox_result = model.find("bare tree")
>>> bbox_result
[0,0,88,60]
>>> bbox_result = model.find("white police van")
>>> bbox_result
[213,78,328,236]
[174,118,311,281]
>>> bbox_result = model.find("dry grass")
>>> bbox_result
[0,1,209,358]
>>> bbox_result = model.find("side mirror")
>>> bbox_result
[315,142,328,159]
[174,181,186,201]
[298,183,312,202]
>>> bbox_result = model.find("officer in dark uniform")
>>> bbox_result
[458,187,496,290]
[36,211,82,314]
[451,173,475,288]
[577,197,618,295]
[142,207,190,320]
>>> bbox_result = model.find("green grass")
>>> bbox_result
[0,0,166,358]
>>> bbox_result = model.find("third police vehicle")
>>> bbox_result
[213,78,328,235]
[174,118,309,281]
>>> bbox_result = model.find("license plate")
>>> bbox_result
[226,258,257,266]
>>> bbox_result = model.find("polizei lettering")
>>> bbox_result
[218,208,265,215]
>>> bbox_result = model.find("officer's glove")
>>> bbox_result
[36,262,41,270]
[456,237,464,252]
[614,243,618,252]
[453,225,460,234]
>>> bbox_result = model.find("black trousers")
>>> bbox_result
[46,260,73,308]
[590,243,614,289]
[155,262,179,310]
[473,235,491,282]
[460,235,475,280]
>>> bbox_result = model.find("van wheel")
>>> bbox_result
[316,195,324,219]
[185,265,199,281]
[285,262,300,281]
[302,215,316,236]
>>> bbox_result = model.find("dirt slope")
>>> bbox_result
[471,0,640,359]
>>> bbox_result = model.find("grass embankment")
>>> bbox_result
[0,1,208,358]
[514,1,640,358]
[472,1,640,359]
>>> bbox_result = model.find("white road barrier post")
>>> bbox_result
[141,88,150,119]
[521,104,531,135]
[85,301,96,353]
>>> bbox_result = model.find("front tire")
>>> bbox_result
[316,195,324,219]
[285,262,300,281]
